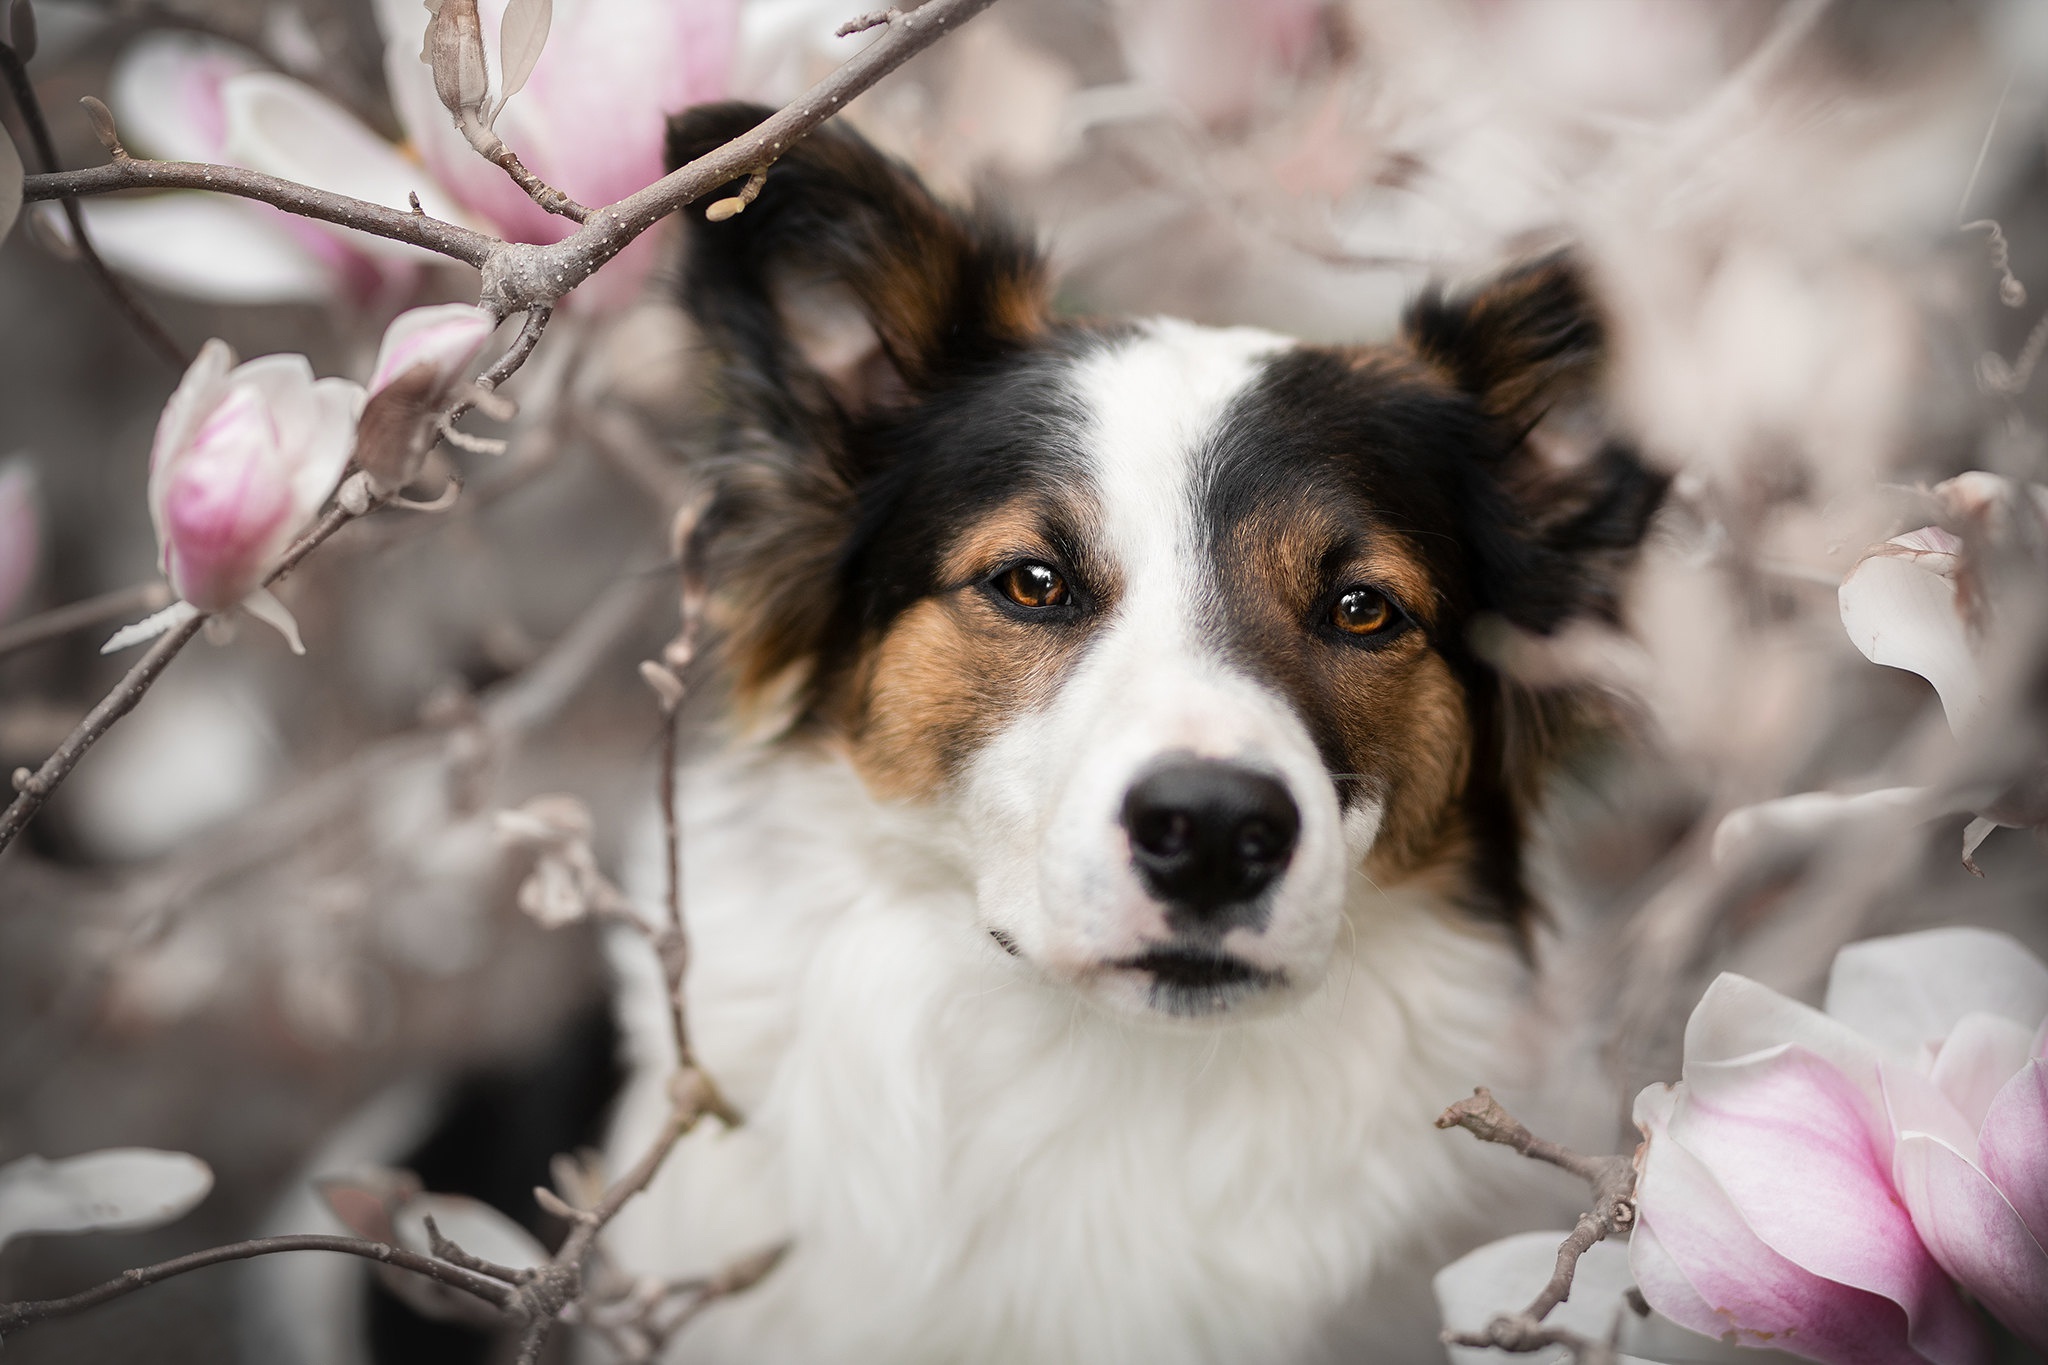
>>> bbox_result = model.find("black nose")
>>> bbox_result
[1120,759,1299,920]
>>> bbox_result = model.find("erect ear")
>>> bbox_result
[1403,252,1668,633]
[668,101,1049,426]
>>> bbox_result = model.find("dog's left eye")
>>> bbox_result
[994,561,1069,610]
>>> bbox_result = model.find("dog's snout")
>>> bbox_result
[1120,760,1299,918]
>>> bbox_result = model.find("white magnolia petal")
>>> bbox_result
[494,0,552,114]
[1710,787,1928,866]
[1962,816,1997,871]
[146,337,238,559]
[221,72,469,255]
[1930,1013,2039,1131]
[0,1149,213,1248]
[392,1192,548,1270]
[288,377,368,519]
[240,588,306,654]
[1838,540,1986,733]
[1683,973,1890,1120]
[0,125,22,247]
[102,599,201,655]
[1826,927,2048,1056]
[108,32,263,163]
[74,194,335,305]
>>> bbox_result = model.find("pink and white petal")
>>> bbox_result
[76,194,335,306]
[1827,928,2048,1057]
[222,73,471,255]
[146,337,238,556]
[1838,545,1986,734]
[1893,1132,2048,1352]
[1929,1014,2038,1131]
[225,353,319,459]
[109,32,261,163]
[1631,1089,1949,1365]
[369,302,498,394]
[286,378,368,518]
[1981,1060,2048,1251]
[1682,974,1890,1126]
[1673,1048,1986,1364]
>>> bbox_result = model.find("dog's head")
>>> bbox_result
[669,104,1665,1020]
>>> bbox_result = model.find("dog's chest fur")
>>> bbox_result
[602,747,1535,1364]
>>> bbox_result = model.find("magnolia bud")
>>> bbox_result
[420,0,490,126]
[357,303,497,494]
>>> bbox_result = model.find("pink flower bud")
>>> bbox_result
[144,338,363,627]
[356,303,497,494]
[0,456,42,623]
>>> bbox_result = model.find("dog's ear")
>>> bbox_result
[668,101,1049,427]
[1403,253,1667,634]
[666,104,1049,715]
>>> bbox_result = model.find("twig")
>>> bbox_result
[0,580,173,657]
[1435,1088,1637,1361]
[836,8,900,37]
[0,43,187,367]
[21,157,500,267]
[0,1233,514,1338]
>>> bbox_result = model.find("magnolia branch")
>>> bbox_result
[1436,1088,1638,1364]
[19,0,1000,314]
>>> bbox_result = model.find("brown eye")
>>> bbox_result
[1330,587,1393,636]
[997,561,1068,610]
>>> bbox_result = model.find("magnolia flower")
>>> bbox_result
[0,455,41,623]
[355,302,499,492]
[97,0,737,310]
[108,339,364,654]
[1111,0,1326,128]
[1714,472,2048,871]
[1631,926,2048,1362]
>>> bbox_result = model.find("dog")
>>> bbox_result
[599,101,1665,1364]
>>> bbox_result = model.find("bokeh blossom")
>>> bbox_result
[94,0,739,309]
[1631,927,2048,1362]
[0,456,42,624]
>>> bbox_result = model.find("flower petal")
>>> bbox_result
[71,194,337,305]
[102,600,201,655]
[239,587,306,654]
[368,302,499,395]
[0,1149,213,1249]
[1826,927,2048,1057]
[1929,1014,2037,1131]
[1981,1060,2048,1251]
[1631,1079,1951,1365]
[0,123,21,248]
[1671,1047,1987,1364]
[222,72,470,259]
[1892,1131,2048,1351]
[147,337,238,554]
[1683,974,1891,1126]
[1710,787,1927,867]
[109,31,262,163]
[1839,537,1986,733]
[290,377,368,520]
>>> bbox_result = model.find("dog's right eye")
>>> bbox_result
[994,561,1069,610]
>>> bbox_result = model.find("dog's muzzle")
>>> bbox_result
[1119,757,1299,929]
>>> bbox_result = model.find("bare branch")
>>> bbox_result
[0,581,173,658]
[1435,1089,1638,1357]
[0,1233,515,1338]
[0,43,187,367]
[21,157,499,268]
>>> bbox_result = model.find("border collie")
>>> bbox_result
[600,102,1665,1364]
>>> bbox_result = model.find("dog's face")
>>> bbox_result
[670,104,1664,1019]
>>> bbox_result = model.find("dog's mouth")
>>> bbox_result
[1113,946,1281,1017]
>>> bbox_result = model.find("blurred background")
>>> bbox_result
[3,0,2047,1360]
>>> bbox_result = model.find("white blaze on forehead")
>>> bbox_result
[1068,319,1293,583]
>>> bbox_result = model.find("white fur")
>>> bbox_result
[603,324,1545,1363]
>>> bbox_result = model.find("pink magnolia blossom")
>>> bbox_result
[1632,927,2048,1362]
[0,456,42,624]
[109,339,364,654]
[96,0,737,310]
[356,302,499,492]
